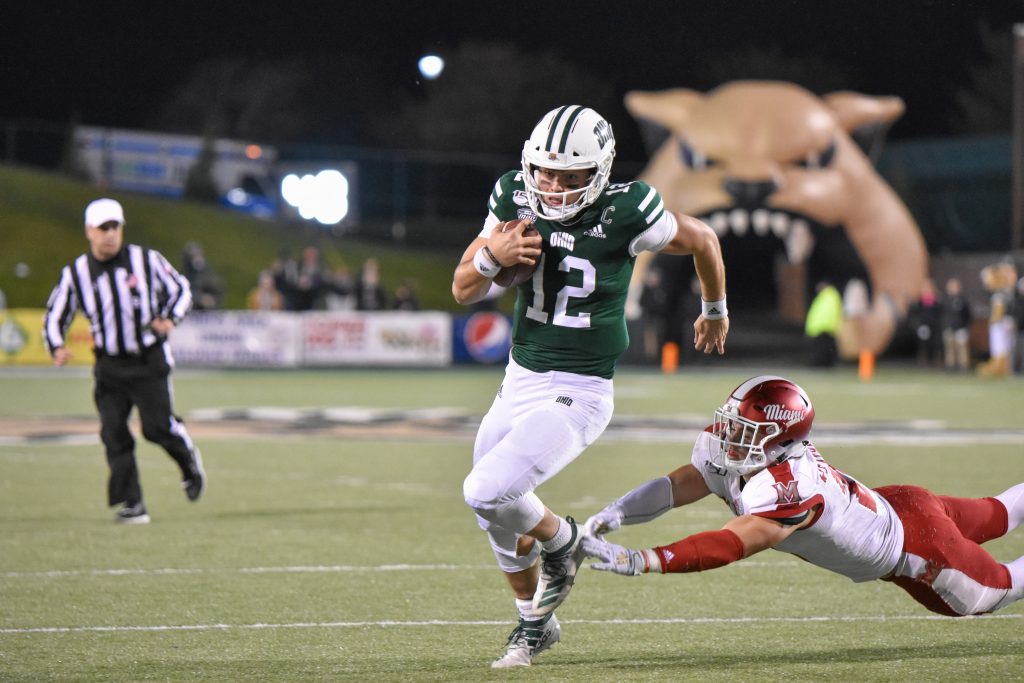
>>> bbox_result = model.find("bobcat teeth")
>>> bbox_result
[770,212,790,238]
[710,211,729,236]
[752,209,770,236]
[785,219,815,263]
[729,209,749,235]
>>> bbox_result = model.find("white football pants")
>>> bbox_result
[463,356,614,572]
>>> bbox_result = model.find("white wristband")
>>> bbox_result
[702,297,728,320]
[473,246,502,278]
[642,548,663,574]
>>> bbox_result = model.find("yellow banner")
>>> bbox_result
[0,309,94,366]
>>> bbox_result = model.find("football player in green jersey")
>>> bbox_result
[452,105,729,668]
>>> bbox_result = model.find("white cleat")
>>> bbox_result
[491,614,561,668]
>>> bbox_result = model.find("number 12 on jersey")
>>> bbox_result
[524,254,597,329]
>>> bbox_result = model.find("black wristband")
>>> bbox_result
[482,246,502,267]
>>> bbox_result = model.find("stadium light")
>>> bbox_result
[418,55,444,80]
[281,169,350,226]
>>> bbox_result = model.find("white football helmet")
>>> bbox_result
[521,105,615,221]
[709,375,815,476]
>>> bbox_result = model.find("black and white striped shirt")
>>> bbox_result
[44,244,192,357]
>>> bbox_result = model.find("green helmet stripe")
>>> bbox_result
[555,106,586,153]
[544,105,573,151]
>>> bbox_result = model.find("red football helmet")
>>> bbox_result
[710,375,815,475]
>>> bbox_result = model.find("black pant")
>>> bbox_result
[808,333,838,367]
[93,345,198,506]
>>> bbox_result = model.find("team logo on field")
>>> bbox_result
[513,190,529,206]
[550,232,574,250]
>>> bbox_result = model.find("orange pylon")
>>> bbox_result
[662,342,679,374]
[858,349,875,381]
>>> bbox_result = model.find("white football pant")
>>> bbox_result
[463,356,613,572]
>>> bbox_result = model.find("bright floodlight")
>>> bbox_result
[418,55,444,80]
[281,169,350,225]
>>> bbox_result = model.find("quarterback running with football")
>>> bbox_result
[452,105,728,667]
[581,375,1024,618]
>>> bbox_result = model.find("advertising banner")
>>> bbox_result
[0,309,93,366]
[1,310,454,369]
[302,311,451,366]
[451,312,512,364]
[172,311,302,367]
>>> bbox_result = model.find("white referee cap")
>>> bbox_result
[84,198,125,229]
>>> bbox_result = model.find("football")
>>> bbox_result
[493,220,540,288]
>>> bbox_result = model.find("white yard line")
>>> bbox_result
[2,613,1020,635]
[3,561,798,579]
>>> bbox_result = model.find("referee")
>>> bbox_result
[43,198,205,524]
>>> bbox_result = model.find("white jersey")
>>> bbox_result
[691,430,904,582]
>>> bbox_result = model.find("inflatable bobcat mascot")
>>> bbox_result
[627,81,928,356]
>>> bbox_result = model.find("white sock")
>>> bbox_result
[1005,556,1024,589]
[516,598,541,621]
[991,556,1024,612]
[541,517,572,553]
[995,483,1024,533]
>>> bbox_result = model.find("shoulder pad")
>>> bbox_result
[488,170,531,219]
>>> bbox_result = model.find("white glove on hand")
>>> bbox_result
[582,535,648,576]
[583,505,623,538]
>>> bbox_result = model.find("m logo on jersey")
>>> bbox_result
[764,404,804,426]
[583,224,607,239]
[550,232,575,250]
[773,481,801,505]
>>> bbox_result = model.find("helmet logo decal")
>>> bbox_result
[547,152,558,161]
[594,119,613,147]
[764,404,804,425]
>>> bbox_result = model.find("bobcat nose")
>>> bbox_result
[723,178,780,207]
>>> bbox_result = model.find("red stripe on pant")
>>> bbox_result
[876,484,1010,616]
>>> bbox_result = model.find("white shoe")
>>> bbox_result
[490,614,560,668]
[114,502,150,525]
[532,516,585,615]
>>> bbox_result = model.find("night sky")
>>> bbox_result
[3,1,1023,147]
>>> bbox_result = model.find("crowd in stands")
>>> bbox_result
[909,260,1024,376]
[179,242,422,314]
[174,242,1024,375]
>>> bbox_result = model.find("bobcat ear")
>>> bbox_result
[625,89,703,158]
[824,92,905,163]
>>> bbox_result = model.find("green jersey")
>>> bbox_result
[486,171,673,378]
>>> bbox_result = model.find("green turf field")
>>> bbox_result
[1,366,1022,681]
